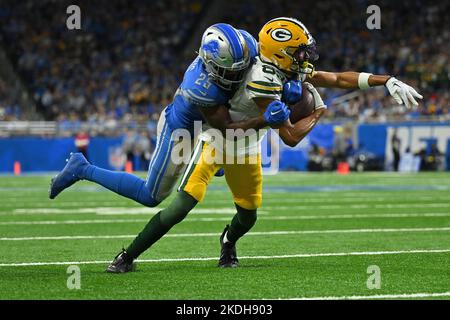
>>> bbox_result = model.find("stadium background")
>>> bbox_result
[0,0,449,302]
[0,0,448,173]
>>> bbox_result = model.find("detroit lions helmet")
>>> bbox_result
[199,23,251,90]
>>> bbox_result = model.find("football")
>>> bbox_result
[288,82,315,123]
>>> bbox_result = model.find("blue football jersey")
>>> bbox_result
[165,32,259,134]
[165,57,229,133]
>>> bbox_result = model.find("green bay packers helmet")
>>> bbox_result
[258,17,318,79]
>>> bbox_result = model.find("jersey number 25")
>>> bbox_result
[195,73,212,90]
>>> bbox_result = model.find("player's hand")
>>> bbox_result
[385,77,423,109]
[303,82,327,111]
[282,80,302,104]
[263,100,291,126]
[214,168,224,177]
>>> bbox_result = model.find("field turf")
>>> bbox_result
[0,172,449,300]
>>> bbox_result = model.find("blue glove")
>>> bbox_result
[214,168,224,177]
[263,100,290,125]
[282,80,302,104]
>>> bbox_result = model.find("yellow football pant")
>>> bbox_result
[179,142,263,210]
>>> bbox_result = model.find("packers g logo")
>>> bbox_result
[270,28,292,42]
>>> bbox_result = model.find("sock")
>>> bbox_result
[126,191,198,259]
[125,211,169,259]
[83,165,159,207]
[226,204,257,244]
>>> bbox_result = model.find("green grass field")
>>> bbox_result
[0,172,449,300]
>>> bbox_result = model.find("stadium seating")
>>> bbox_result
[0,0,448,135]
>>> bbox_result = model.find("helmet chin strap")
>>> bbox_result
[299,61,315,75]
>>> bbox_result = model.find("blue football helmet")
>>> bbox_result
[199,23,251,90]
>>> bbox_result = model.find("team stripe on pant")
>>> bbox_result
[145,121,174,199]
[178,140,204,192]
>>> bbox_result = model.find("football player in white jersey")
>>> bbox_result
[107,17,422,272]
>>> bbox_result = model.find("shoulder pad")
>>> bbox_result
[245,58,285,99]
[180,59,229,107]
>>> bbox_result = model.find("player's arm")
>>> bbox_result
[255,83,326,147]
[277,108,325,147]
[309,71,423,108]
[309,71,389,89]
[198,105,266,135]
[254,87,326,147]
[198,103,291,137]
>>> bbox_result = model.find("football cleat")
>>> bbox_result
[218,225,239,268]
[49,152,89,199]
[106,249,135,273]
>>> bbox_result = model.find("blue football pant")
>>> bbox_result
[83,109,194,207]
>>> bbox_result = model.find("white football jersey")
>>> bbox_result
[201,57,287,157]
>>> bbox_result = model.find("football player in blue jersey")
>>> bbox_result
[49,23,291,207]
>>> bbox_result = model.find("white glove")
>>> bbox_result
[385,77,423,108]
[304,82,327,111]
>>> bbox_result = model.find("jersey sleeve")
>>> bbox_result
[178,58,229,108]
[179,86,224,108]
[245,64,284,100]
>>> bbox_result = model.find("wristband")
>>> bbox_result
[358,72,372,90]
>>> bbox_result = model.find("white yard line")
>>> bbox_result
[264,203,450,210]
[1,212,450,226]
[4,196,450,206]
[211,197,450,204]
[0,219,150,225]
[283,292,450,300]
[1,227,449,241]
[0,248,448,267]
[5,207,267,216]
[2,202,449,216]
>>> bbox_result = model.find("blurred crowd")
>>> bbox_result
[0,0,448,134]
[0,78,21,121]
[222,0,449,122]
[0,0,205,128]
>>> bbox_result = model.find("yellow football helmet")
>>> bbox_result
[258,17,318,78]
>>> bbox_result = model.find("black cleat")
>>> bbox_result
[106,249,135,273]
[218,225,239,268]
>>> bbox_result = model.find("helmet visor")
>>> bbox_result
[290,42,319,64]
[208,59,248,84]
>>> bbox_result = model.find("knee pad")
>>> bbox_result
[183,183,207,203]
[234,194,262,211]
[137,188,161,208]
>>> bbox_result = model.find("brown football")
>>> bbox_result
[288,82,315,123]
